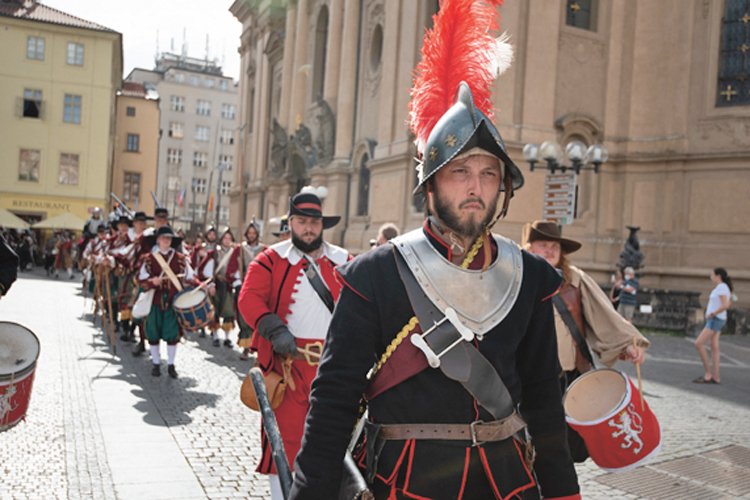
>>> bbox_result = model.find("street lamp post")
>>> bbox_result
[522,140,608,174]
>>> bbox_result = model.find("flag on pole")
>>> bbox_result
[207,192,215,212]
[177,188,186,207]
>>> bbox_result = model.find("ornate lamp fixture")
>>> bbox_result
[522,140,608,174]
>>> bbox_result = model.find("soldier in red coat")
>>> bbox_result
[237,191,351,500]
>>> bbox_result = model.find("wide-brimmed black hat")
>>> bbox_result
[271,215,290,237]
[154,207,169,218]
[133,211,152,222]
[156,226,176,238]
[115,215,132,227]
[522,220,582,254]
[288,192,340,230]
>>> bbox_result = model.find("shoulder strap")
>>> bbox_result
[551,294,594,368]
[153,251,183,292]
[303,257,335,312]
[394,250,516,421]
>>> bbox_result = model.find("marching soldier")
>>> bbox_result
[271,215,290,242]
[209,228,238,348]
[108,215,133,336]
[227,221,267,360]
[238,191,351,500]
[127,211,153,350]
[289,1,580,498]
[137,226,196,378]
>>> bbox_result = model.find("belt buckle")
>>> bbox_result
[300,341,323,365]
[470,420,484,447]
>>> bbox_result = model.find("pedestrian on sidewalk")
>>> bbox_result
[693,267,733,385]
[523,220,649,463]
[617,266,639,322]
[238,191,350,500]
[137,226,197,378]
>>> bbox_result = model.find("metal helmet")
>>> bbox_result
[416,82,523,193]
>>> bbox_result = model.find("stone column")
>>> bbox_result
[333,0,360,159]
[256,31,271,182]
[278,5,297,130]
[375,1,401,156]
[323,0,345,110]
[288,0,310,130]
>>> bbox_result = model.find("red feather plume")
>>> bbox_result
[409,0,505,152]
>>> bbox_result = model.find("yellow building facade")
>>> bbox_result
[111,82,160,216]
[0,1,122,224]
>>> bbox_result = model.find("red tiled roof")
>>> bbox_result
[0,0,117,33]
[120,81,146,97]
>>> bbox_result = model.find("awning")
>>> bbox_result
[32,211,87,231]
[0,208,30,229]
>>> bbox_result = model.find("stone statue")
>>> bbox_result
[270,118,288,178]
[619,226,644,271]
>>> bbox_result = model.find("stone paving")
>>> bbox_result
[1,271,750,499]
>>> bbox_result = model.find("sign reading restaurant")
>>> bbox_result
[11,199,72,211]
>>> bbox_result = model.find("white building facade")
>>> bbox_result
[127,53,239,232]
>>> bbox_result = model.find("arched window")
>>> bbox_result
[312,6,329,100]
[356,154,370,216]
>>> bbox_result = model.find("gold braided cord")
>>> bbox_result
[369,232,487,378]
[374,316,419,372]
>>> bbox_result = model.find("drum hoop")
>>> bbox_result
[564,368,632,427]
[0,366,36,383]
[174,289,207,309]
[0,322,40,380]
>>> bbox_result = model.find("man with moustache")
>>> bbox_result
[288,0,579,497]
[237,191,350,500]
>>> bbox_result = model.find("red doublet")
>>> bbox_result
[138,251,190,309]
[237,239,350,474]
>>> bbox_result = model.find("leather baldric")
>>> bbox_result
[302,257,335,313]
[552,283,593,372]
[393,251,516,421]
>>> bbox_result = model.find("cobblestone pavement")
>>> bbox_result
[1,272,750,499]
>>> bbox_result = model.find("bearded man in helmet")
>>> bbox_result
[289,1,580,499]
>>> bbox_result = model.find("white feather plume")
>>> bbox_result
[491,32,514,77]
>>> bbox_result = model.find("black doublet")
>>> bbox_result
[290,229,580,499]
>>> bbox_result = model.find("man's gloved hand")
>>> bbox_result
[257,314,298,356]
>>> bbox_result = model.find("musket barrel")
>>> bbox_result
[249,367,293,499]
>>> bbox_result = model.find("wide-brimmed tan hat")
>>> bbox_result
[522,220,582,254]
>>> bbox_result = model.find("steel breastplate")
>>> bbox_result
[392,229,523,335]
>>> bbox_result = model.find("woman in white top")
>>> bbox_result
[693,267,733,384]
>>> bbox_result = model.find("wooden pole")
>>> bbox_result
[634,336,644,411]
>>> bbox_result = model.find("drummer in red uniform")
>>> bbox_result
[237,191,351,500]
[137,226,197,378]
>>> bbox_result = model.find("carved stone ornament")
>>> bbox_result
[305,97,336,164]
[289,122,317,171]
[270,118,288,178]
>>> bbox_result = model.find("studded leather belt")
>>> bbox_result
[375,411,526,446]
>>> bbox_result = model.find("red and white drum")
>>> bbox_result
[563,368,661,472]
[0,322,40,432]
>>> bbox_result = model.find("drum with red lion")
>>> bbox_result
[563,368,661,472]
[0,322,41,431]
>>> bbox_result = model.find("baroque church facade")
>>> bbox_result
[229,0,749,306]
